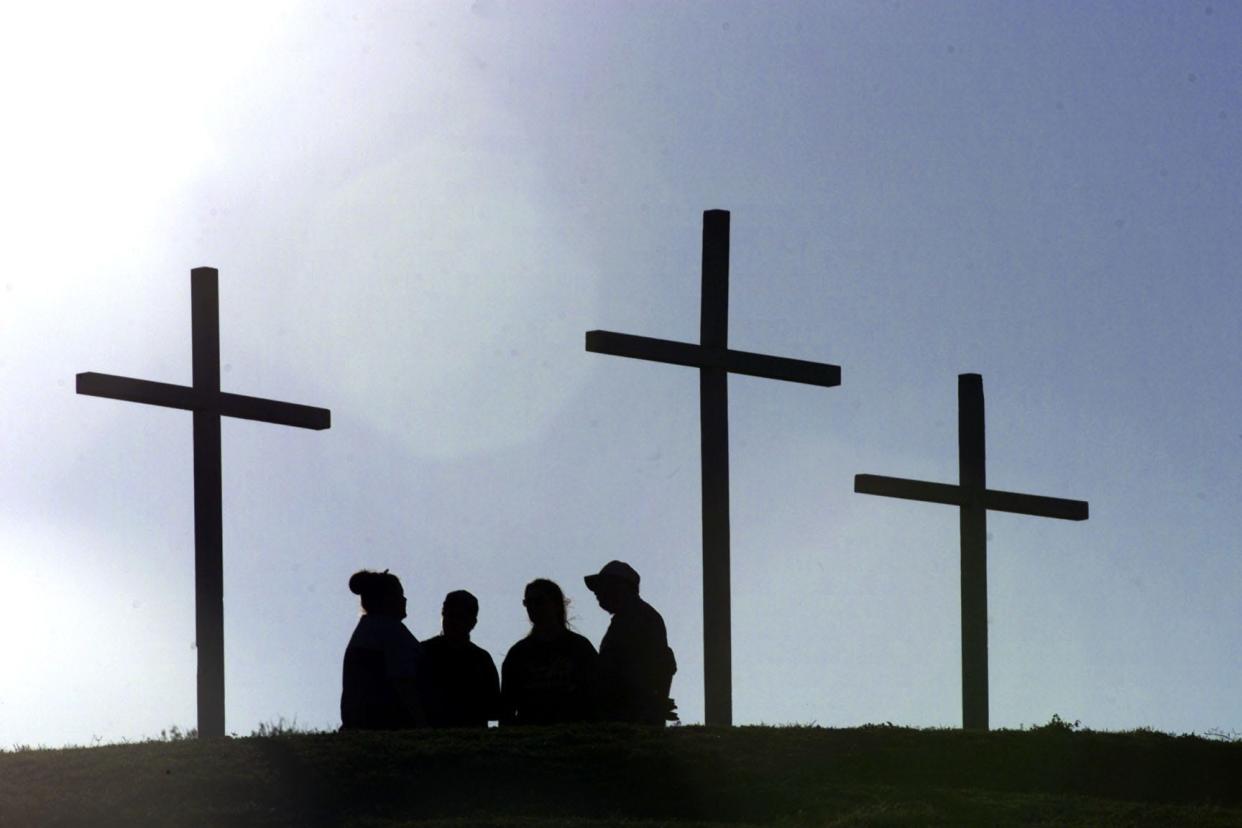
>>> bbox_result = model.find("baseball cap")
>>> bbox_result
[584,560,640,592]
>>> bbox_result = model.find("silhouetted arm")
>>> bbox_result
[395,677,428,728]
[499,648,520,725]
[386,625,428,728]
[484,653,502,724]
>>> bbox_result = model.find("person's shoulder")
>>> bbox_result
[367,616,421,651]
[504,635,535,661]
[348,614,391,648]
[609,599,667,644]
[345,614,368,641]
[396,620,422,646]
[611,598,661,629]
[636,598,667,629]
[467,640,497,662]
[467,642,499,676]
[636,596,663,618]
[567,630,598,655]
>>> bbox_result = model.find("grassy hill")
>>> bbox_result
[2,722,1241,826]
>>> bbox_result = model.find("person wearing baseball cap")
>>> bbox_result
[584,561,677,725]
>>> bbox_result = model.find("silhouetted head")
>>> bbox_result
[523,578,569,632]
[349,569,407,620]
[441,589,479,640]
[584,560,640,615]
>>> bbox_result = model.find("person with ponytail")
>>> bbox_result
[499,578,598,725]
[340,569,427,729]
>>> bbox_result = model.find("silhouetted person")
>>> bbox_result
[585,561,677,725]
[500,579,598,725]
[421,590,501,727]
[340,569,427,730]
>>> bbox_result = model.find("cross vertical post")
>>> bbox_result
[957,374,988,731]
[699,210,731,727]
[77,267,330,738]
[586,210,841,727]
[191,268,225,739]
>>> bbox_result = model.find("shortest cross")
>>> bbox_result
[853,373,1087,731]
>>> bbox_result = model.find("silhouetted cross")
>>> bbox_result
[587,210,841,726]
[77,267,330,738]
[854,373,1087,731]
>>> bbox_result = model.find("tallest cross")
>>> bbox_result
[77,267,330,738]
[587,210,841,726]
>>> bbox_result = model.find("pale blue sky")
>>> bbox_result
[1,2,1239,746]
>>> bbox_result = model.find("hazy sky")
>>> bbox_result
[2,2,1239,747]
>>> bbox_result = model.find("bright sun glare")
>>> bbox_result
[0,4,293,285]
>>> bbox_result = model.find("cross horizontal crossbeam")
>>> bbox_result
[585,330,841,388]
[853,474,1088,520]
[76,372,331,430]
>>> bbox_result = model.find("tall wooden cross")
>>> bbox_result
[853,373,1087,731]
[586,210,841,726]
[77,267,330,738]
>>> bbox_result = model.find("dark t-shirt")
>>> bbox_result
[421,634,501,728]
[500,630,598,725]
[598,596,676,724]
[340,614,423,730]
